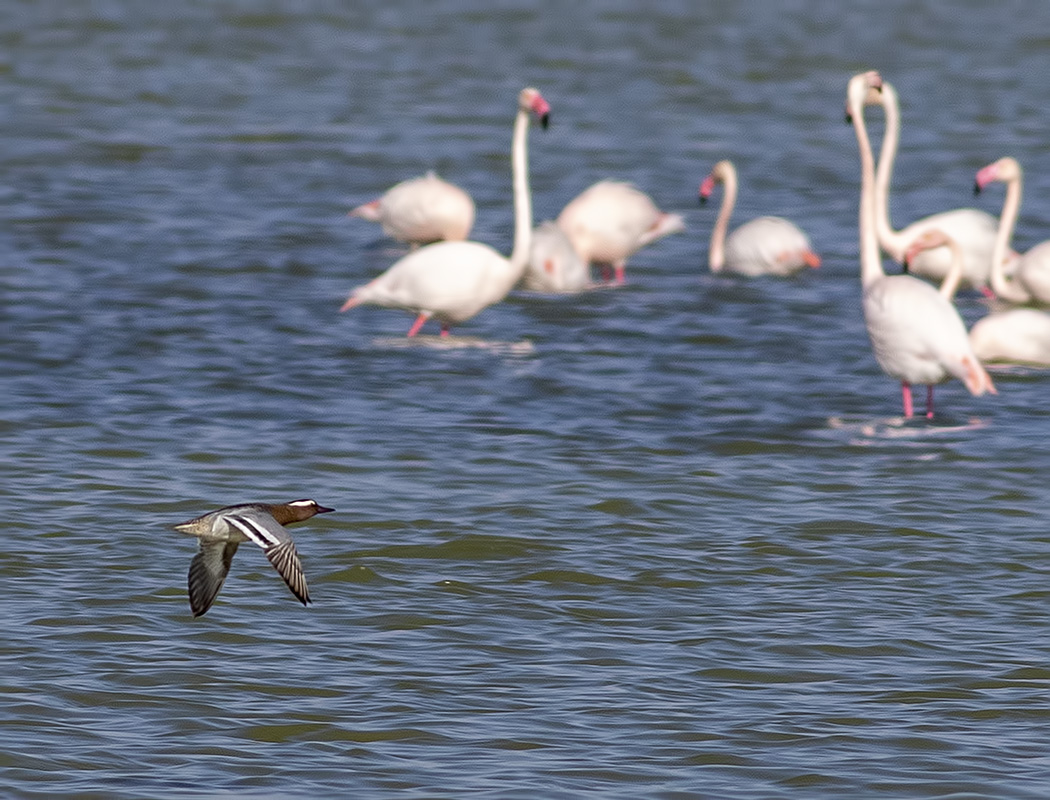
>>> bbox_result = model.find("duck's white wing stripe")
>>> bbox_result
[225,513,309,607]
[226,513,287,549]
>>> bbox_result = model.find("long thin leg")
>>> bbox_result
[440,324,451,338]
[406,313,429,337]
[613,262,626,284]
[901,382,914,418]
[925,385,935,419]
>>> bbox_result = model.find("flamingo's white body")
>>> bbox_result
[349,171,475,247]
[970,310,1050,366]
[848,71,995,418]
[555,180,684,283]
[907,225,1050,369]
[867,80,1004,290]
[522,220,590,293]
[698,159,820,276]
[340,88,550,336]
[975,157,1050,306]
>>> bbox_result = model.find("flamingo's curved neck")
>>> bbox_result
[508,107,533,270]
[873,82,907,259]
[850,85,885,288]
[939,238,964,300]
[989,171,1029,302]
[708,165,737,272]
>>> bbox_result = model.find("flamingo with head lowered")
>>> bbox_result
[847,70,995,419]
[555,181,684,284]
[340,87,550,337]
[522,220,590,293]
[349,171,475,248]
[865,77,1006,291]
[698,159,820,276]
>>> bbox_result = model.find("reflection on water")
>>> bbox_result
[371,335,537,355]
[825,414,991,443]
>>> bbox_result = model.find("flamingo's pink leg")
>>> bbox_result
[901,382,914,418]
[406,313,429,337]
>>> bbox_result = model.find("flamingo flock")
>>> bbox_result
[864,80,1005,290]
[905,229,1050,367]
[340,88,549,337]
[340,73,1049,418]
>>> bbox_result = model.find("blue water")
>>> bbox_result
[5,2,1050,797]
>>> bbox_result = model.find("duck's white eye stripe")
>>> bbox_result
[227,515,281,547]
[288,500,313,508]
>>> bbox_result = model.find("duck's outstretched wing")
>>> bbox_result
[226,513,311,607]
[188,540,239,617]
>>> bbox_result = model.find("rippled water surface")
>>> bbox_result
[6,2,1050,797]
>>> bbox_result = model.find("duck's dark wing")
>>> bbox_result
[225,513,311,607]
[188,540,239,617]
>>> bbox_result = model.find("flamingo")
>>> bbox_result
[866,77,1005,290]
[339,87,550,336]
[974,156,1050,306]
[348,171,475,247]
[847,70,995,418]
[970,309,1050,366]
[906,229,1050,368]
[521,220,590,293]
[555,181,684,284]
[697,159,820,276]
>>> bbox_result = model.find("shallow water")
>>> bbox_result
[5,2,1050,797]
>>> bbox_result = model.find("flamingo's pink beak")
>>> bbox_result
[974,164,998,194]
[532,95,551,129]
[698,175,715,204]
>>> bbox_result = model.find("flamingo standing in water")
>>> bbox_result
[522,220,590,293]
[847,70,995,418]
[348,171,475,247]
[906,229,1050,367]
[698,159,820,276]
[340,87,550,336]
[865,77,1005,290]
[974,156,1050,306]
[969,308,1050,366]
[555,180,684,284]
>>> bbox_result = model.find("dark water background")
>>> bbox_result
[5,2,1050,797]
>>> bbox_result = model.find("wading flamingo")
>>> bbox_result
[556,181,684,284]
[974,156,1050,306]
[698,159,820,276]
[349,171,475,247]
